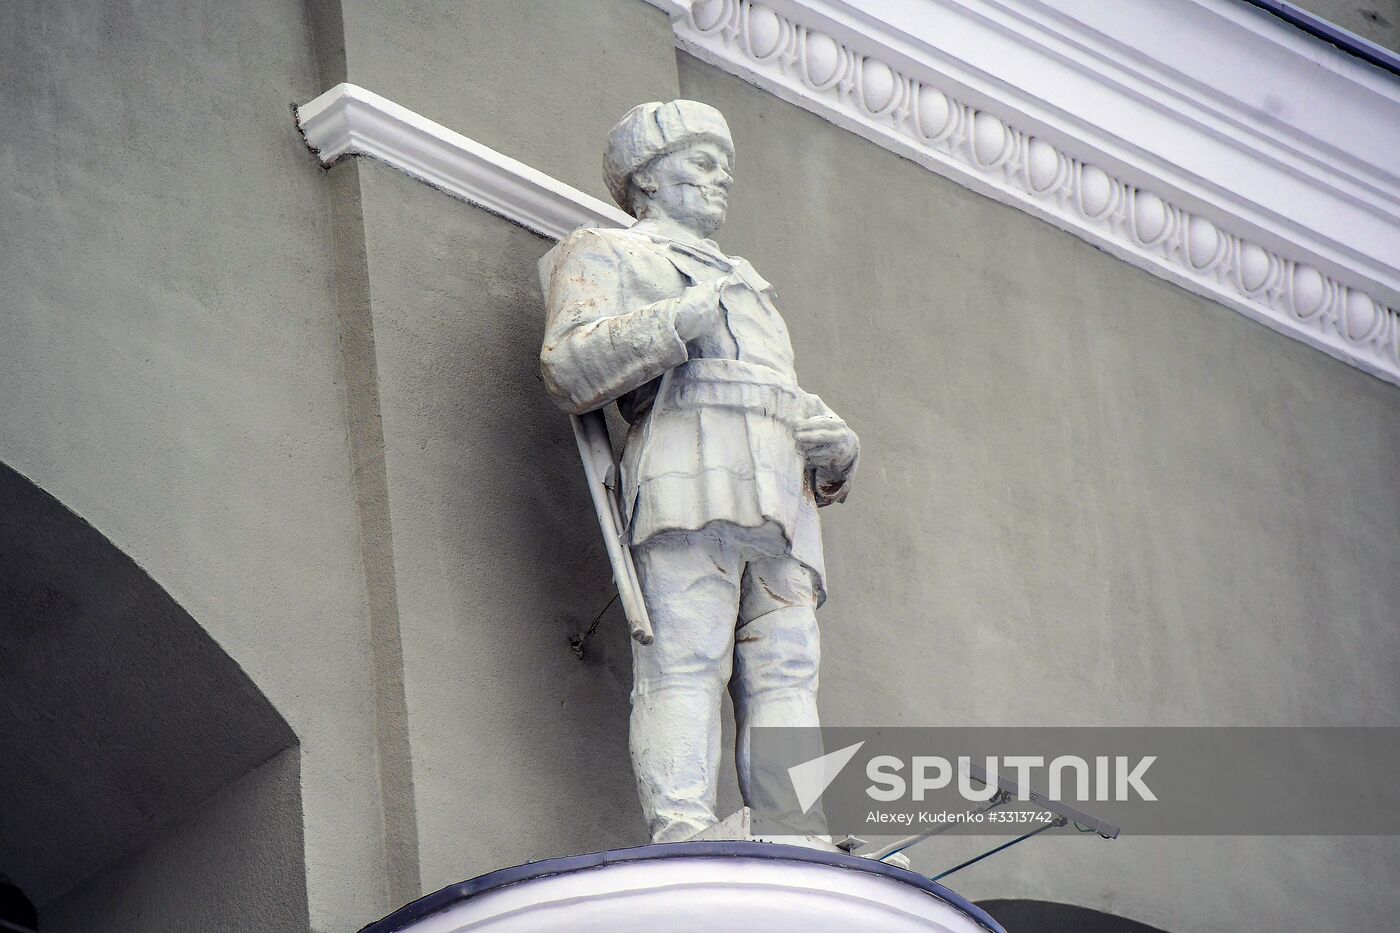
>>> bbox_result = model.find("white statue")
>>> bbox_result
[540,100,859,843]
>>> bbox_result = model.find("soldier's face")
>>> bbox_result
[640,141,734,235]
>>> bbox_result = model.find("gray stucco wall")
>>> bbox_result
[0,2,387,929]
[674,51,1400,732]
[673,53,1400,931]
[42,749,308,933]
[333,0,680,204]
[1286,0,1400,53]
[354,162,643,887]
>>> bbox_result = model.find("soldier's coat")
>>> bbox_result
[540,219,855,601]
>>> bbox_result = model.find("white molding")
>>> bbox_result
[647,0,1400,385]
[295,84,631,240]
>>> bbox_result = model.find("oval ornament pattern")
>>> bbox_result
[659,0,1400,383]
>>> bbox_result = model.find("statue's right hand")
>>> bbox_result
[672,275,737,341]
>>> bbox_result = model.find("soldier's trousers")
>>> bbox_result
[630,523,822,843]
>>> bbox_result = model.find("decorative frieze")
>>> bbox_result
[649,0,1400,385]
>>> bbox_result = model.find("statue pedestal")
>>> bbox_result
[359,841,1004,932]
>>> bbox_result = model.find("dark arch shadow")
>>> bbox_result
[0,461,300,910]
[978,899,1170,932]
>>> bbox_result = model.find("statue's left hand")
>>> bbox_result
[794,414,859,480]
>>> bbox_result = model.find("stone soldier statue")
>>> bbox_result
[540,100,859,843]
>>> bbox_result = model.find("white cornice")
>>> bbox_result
[295,84,630,240]
[647,0,1400,385]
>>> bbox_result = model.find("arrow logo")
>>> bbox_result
[788,741,865,814]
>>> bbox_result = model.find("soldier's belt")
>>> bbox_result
[663,359,819,426]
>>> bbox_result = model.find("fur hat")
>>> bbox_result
[603,100,733,215]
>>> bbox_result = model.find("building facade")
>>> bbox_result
[3,1,1399,930]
